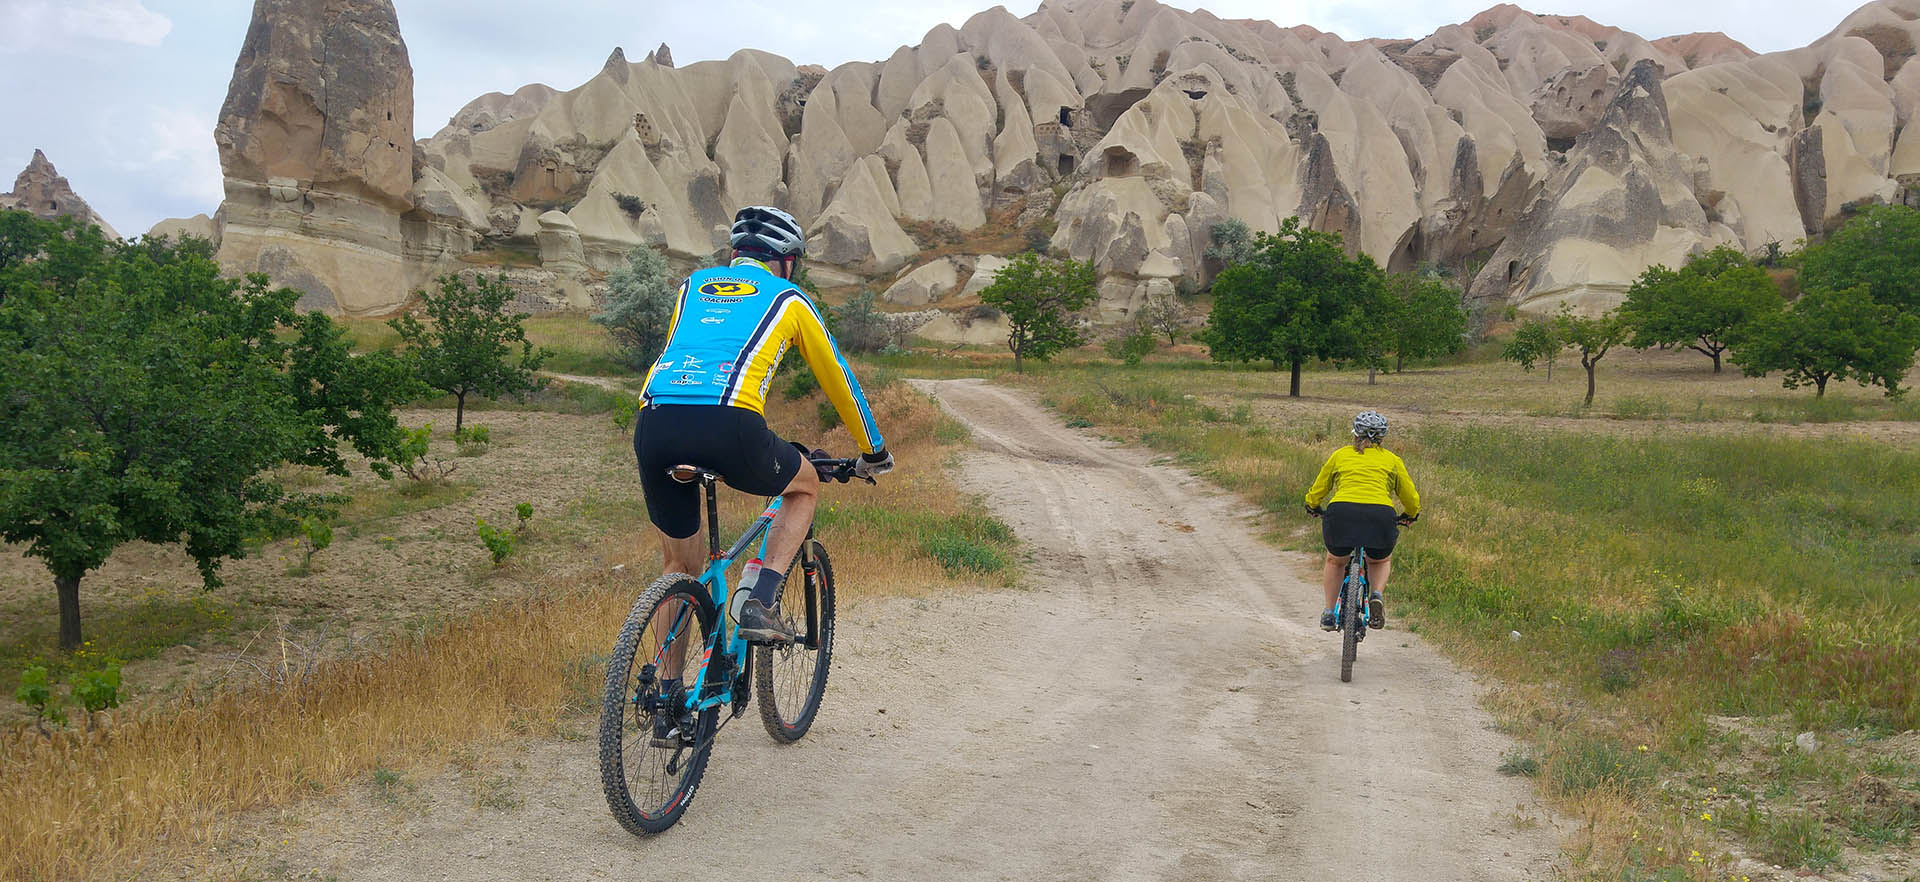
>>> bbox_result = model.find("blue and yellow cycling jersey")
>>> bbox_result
[642,257,885,455]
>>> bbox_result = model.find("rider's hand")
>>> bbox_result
[1305,505,1323,518]
[854,448,893,479]
[1397,513,1417,526]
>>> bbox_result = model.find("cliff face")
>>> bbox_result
[212,0,422,314]
[199,0,1920,320]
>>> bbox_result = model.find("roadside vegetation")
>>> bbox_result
[0,231,1014,881]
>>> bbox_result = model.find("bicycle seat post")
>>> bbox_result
[704,474,721,561]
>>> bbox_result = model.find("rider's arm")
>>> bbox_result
[640,280,691,394]
[1392,455,1421,519]
[782,293,885,455]
[1303,449,1339,509]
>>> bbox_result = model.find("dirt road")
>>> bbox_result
[233,378,1561,881]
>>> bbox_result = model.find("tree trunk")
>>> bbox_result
[1711,349,1722,374]
[1584,363,1597,406]
[1367,365,1377,385]
[1013,349,1024,373]
[454,391,467,433]
[56,570,82,651]
[1395,353,1404,373]
[1815,375,1828,397]
[1289,359,1302,398]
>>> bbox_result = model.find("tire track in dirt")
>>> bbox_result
[216,379,1562,882]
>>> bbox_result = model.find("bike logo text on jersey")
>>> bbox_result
[697,280,758,297]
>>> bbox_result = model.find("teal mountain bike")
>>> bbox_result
[598,449,869,835]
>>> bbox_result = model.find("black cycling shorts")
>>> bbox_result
[1322,502,1398,560]
[634,403,802,539]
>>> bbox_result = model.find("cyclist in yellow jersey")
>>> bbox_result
[635,206,892,647]
[1303,411,1420,631]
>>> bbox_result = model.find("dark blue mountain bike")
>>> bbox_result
[598,450,870,835]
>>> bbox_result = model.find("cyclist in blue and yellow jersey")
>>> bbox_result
[635,206,892,644]
[1303,411,1419,632]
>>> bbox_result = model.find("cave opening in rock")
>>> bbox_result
[1507,260,1519,283]
[1104,146,1138,176]
[1058,153,1075,175]
[1059,106,1072,127]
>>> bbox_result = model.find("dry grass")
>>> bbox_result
[0,380,999,882]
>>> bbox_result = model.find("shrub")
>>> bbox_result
[612,395,639,434]
[454,424,491,455]
[828,288,895,354]
[1105,327,1156,365]
[292,516,334,575]
[782,367,821,401]
[515,502,533,532]
[476,517,516,565]
[593,245,676,371]
[395,425,458,482]
[610,192,645,218]
[14,664,66,731]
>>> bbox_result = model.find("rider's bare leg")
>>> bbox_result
[1321,552,1349,610]
[1366,555,1393,599]
[652,525,708,680]
[759,460,819,582]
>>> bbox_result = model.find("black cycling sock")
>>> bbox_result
[748,568,785,607]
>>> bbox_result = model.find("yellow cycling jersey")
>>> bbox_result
[1303,445,1420,517]
[642,258,884,455]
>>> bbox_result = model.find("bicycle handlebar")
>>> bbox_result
[1304,505,1417,526]
[808,451,873,485]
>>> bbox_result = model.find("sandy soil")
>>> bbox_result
[210,379,1563,881]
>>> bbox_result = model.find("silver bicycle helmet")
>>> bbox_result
[1352,410,1388,442]
[728,205,806,258]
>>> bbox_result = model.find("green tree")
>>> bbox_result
[0,214,414,650]
[1729,285,1920,397]
[391,273,550,432]
[1204,218,1259,271]
[1553,307,1632,406]
[592,244,676,371]
[979,251,1098,371]
[1501,318,1560,379]
[1620,247,1783,373]
[1797,204,1920,311]
[1200,218,1386,397]
[827,287,894,354]
[1384,271,1469,372]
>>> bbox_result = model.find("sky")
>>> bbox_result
[0,0,1867,236]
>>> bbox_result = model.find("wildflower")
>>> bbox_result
[1637,744,1649,752]
[1700,811,1712,821]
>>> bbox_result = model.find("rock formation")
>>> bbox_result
[213,0,423,314]
[3,150,119,238]
[191,0,1920,323]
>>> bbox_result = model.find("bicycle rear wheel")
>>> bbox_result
[599,574,721,835]
[756,539,836,742]
[1340,556,1364,683]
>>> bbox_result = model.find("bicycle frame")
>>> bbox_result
[1337,549,1373,630]
[657,474,822,716]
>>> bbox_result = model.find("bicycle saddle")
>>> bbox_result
[666,464,721,484]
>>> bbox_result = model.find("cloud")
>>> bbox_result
[0,0,173,51]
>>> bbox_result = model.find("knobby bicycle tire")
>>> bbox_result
[1341,555,1364,683]
[599,574,721,835]
[756,539,836,742]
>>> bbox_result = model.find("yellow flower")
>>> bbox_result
[1637,744,1649,752]
[1700,811,1712,821]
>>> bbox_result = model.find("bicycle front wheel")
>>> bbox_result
[1340,557,1364,683]
[599,574,720,835]
[755,539,836,742]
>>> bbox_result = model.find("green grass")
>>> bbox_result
[413,379,630,419]
[337,479,474,533]
[1006,363,1920,873]
[1,592,252,696]
[815,504,1017,578]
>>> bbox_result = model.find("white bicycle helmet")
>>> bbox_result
[1352,411,1388,442]
[729,205,806,258]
